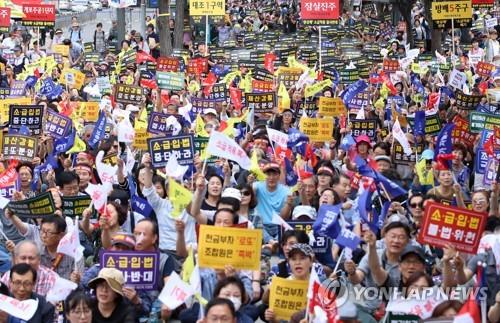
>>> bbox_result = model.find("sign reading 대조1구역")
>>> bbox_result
[100,250,160,290]
[189,0,225,16]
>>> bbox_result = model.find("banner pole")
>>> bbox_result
[205,15,209,51]
[318,26,322,74]
[451,18,455,58]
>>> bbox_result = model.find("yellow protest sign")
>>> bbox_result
[198,225,262,271]
[269,277,308,321]
[431,1,472,20]
[169,179,193,218]
[60,69,86,90]
[133,127,151,150]
[299,117,334,142]
[0,97,32,123]
[318,97,346,117]
[304,79,332,98]
[54,45,70,57]
[78,102,99,122]
[189,0,225,16]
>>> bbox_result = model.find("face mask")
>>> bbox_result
[228,296,241,311]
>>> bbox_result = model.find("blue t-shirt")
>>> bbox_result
[253,181,289,224]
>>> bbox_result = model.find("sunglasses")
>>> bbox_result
[410,202,423,208]
[241,190,251,196]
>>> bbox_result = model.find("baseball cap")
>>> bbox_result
[111,232,136,249]
[13,45,22,52]
[420,149,434,161]
[108,188,130,207]
[400,245,426,264]
[355,134,372,147]
[262,162,280,173]
[288,243,314,258]
[221,187,242,202]
[375,155,391,164]
[292,205,317,221]
[205,108,217,116]
[88,268,125,295]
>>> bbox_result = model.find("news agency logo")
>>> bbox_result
[318,277,488,307]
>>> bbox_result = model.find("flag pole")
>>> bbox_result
[74,216,79,273]
[265,126,277,158]
[333,248,346,275]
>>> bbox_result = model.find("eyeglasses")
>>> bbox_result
[241,190,251,196]
[410,202,423,209]
[472,199,487,205]
[40,229,59,236]
[12,280,34,288]
[70,308,92,317]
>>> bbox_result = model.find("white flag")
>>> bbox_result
[207,131,251,169]
[0,295,38,321]
[85,182,113,213]
[355,107,365,120]
[57,217,84,262]
[266,127,288,148]
[117,115,135,144]
[95,151,117,185]
[165,154,189,180]
[271,212,293,231]
[392,119,413,156]
[46,275,78,304]
[435,50,447,64]
[159,271,195,310]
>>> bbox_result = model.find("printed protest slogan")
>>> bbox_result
[9,105,43,135]
[300,117,334,142]
[349,119,377,141]
[318,97,346,117]
[269,277,309,321]
[469,112,500,132]
[7,191,55,218]
[100,251,159,290]
[148,135,194,167]
[45,110,71,139]
[115,84,144,105]
[62,196,92,218]
[245,93,276,115]
[418,202,487,253]
[2,135,38,162]
[198,225,262,270]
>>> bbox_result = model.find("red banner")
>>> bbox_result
[418,202,487,254]
[157,57,180,72]
[187,58,208,76]
[22,4,55,27]
[451,115,476,148]
[251,80,273,92]
[301,0,340,20]
[0,8,10,33]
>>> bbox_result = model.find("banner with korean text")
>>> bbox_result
[198,225,262,271]
[269,277,309,321]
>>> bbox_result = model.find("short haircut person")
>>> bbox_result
[217,197,241,212]
[57,171,80,187]
[10,263,37,282]
[41,215,67,233]
[204,297,236,318]
[136,218,159,247]
[383,221,411,238]
[281,230,309,245]
[331,172,350,186]
[213,276,248,303]
[14,240,40,259]
[213,208,238,225]
[65,289,93,315]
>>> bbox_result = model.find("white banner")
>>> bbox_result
[46,275,78,304]
[0,294,38,321]
[159,272,195,310]
[266,127,288,148]
[448,69,467,90]
[207,131,251,169]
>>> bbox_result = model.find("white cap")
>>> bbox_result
[221,188,241,201]
[292,205,317,220]
[126,104,139,112]
[205,108,217,116]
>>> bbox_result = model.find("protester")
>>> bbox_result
[0,1,498,322]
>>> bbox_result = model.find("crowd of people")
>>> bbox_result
[0,0,498,322]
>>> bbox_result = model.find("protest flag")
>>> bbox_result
[159,272,195,310]
[136,51,156,64]
[358,161,407,199]
[284,157,298,186]
[358,188,379,233]
[250,150,267,181]
[278,81,290,110]
[169,178,193,218]
[165,154,189,180]
[271,212,294,231]
[140,78,158,90]
[182,246,195,283]
[202,72,217,97]
[392,119,412,156]
[434,123,455,159]
[335,229,362,250]
[341,80,368,106]
[85,183,113,214]
[264,52,277,74]
[414,110,426,137]
[207,131,251,169]
[452,263,485,323]
[484,134,495,157]
[195,113,209,137]
[229,86,242,110]
[307,265,321,315]
[57,217,84,262]
[67,135,86,154]
[313,204,342,240]
[127,174,153,217]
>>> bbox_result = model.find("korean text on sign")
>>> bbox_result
[418,202,487,253]
[115,84,145,105]
[245,92,276,115]
[431,1,472,20]
[198,225,263,271]
[100,251,159,290]
[147,135,194,168]
[349,119,377,141]
[9,105,43,136]
[318,97,346,117]
[189,0,225,16]
[2,134,38,163]
[269,277,308,321]
[300,117,334,142]
[45,110,71,139]
[147,112,184,135]
[7,191,55,218]
[22,4,56,27]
